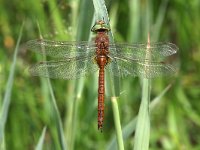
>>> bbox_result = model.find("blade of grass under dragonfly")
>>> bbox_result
[92,0,120,96]
[108,2,118,32]
[35,127,47,150]
[106,84,172,150]
[0,22,24,144]
[92,0,123,149]
[92,0,109,23]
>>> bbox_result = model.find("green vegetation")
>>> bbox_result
[0,0,200,149]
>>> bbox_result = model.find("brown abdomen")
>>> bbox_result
[98,67,105,131]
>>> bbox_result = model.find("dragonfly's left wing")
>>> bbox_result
[29,57,98,79]
[27,39,96,58]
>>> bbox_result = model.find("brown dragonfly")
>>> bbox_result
[27,20,178,131]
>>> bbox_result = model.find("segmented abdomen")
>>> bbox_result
[98,67,105,131]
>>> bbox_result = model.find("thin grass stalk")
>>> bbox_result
[128,0,140,42]
[68,79,84,150]
[67,96,77,150]
[167,102,178,149]
[47,78,67,150]
[48,0,66,39]
[35,127,47,150]
[64,1,79,149]
[35,23,61,149]
[152,0,169,41]
[111,97,124,150]
[176,87,200,126]
[69,0,79,38]
[0,22,24,143]
[36,23,67,149]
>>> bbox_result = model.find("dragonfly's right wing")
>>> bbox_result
[107,57,177,78]
[29,57,98,79]
[27,39,97,58]
[109,42,178,61]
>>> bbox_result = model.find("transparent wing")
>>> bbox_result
[109,42,178,61]
[107,57,177,78]
[29,57,98,79]
[26,39,96,58]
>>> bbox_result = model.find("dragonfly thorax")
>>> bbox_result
[95,32,109,49]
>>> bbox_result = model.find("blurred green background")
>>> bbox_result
[0,0,200,150]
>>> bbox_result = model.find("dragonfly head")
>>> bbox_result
[91,20,110,33]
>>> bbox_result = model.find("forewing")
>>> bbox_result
[109,42,178,61]
[29,57,98,79]
[26,39,96,58]
[107,57,177,78]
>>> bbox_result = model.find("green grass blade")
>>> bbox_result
[107,83,172,150]
[47,78,67,150]
[133,0,153,149]
[111,97,124,150]
[35,127,47,150]
[0,22,24,143]
[92,0,109,22]
[47,0,66,39]
[128,0,140,42]
[176,86,200,126]
[150,83,172,110]
[152,0,169,41]
[133,79,151,150]
[36,22,67,150]
[67,79,84,150]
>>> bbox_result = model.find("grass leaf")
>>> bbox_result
[111,97,124,150]
[0,22,24,143]
[47,78,67,150]
[35,127,47,150]
[107,83,172,150]
[133,79,151,150]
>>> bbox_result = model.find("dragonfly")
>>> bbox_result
[27,20,178,131]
